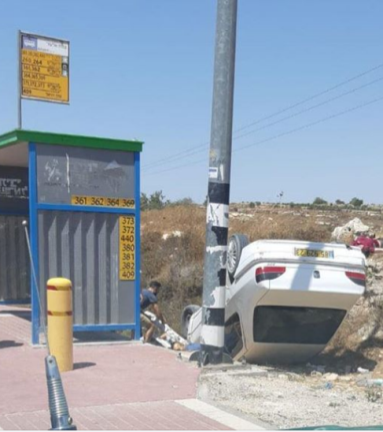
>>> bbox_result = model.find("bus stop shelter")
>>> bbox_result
[0,129,143,344]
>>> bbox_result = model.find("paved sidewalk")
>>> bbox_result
[0,305,261,430]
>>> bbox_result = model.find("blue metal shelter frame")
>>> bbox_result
[29,143,142,344]
[0,129,143,345]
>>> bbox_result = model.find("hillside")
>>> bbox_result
[141,203,383,374]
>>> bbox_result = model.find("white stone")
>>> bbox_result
[162,230,183,240]
[331,218,369,243]
[323,373,339,381]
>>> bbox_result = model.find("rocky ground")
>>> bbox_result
[198,253,383,430]
[142,204,383,333]
[199,364,383,429]
[141,204,383,428]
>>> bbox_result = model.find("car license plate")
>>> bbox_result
[294,248,334,258]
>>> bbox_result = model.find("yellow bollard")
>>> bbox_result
[47,277,73,372]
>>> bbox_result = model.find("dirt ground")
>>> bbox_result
[197,253,383,429]
[141,203,383,428]
[142,204,383,363]
[199,364,383,429]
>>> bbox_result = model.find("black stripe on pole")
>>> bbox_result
[208,182,230,205]
[218,268,226,285]
[212,226,228,245]
[204,307,225,326]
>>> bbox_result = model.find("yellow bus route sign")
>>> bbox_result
[20,32,70,104]
[71,195,135,209]
[119,216,135,281]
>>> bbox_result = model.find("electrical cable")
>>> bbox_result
[233,75,383,142]
[142,61,383,170]
[145,94,383,176]
[143,75,383,171]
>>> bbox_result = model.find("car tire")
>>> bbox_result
[227,234,250,283]
[181,305,200,339]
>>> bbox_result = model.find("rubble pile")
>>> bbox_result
[331,217,370,243]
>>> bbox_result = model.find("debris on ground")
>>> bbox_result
[142,310,188,350]
[141,205,383,427]
[198,364,383,429]
[331,217,369,243]
[198,252,383,429]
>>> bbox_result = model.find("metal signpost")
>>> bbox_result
[18,31,70,128]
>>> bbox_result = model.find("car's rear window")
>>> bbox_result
[253,306,346,344]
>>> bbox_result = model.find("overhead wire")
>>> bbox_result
[233,94,383,154]
[233,75,383,141]
[143,74,383,171]
[233,61,383,134]
[144,94,383,176]
[142,61,383,171]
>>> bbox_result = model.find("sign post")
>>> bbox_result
[18,31,70,128]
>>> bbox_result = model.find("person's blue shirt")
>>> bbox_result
[140,289,158,310]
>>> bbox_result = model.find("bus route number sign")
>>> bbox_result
[119,216,135,281]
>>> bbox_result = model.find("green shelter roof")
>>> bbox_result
[0,129,144,153]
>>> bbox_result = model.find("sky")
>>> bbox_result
[1,0,383,205]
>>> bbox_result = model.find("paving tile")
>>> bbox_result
[0,305,235,431]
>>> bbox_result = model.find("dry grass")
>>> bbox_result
[141,207,206,332]
[319,254,383,373]
[140,205,333,331]
[141,204,383,366]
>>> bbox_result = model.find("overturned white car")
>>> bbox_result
[181,235,366,364]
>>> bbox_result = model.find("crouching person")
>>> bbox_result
[140,281,165,343]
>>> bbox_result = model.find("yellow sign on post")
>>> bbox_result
[20,32,69,104]
[119,216,136,281]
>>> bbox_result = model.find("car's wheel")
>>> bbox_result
[181,305,200,339]
[227,234,250,283]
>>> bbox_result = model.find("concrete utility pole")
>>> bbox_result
[199,0,238,365]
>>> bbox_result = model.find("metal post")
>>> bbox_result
[199,0,238,365]
[18,30,22,129]
[45,355,77,430]
[23,221,76,430]
[47,278,74,372]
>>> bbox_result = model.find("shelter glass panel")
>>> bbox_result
[35,144,135,206]
[38,210,135,326]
